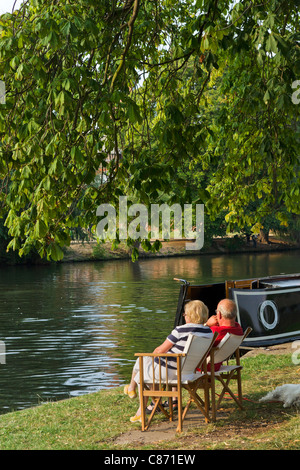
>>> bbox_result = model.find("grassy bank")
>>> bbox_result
[0,352,299,450]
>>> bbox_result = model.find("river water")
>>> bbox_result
[0,249,299,414]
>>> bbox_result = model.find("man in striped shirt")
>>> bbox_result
[124,300,213,423]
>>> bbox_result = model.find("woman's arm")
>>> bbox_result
[153,339,173,354]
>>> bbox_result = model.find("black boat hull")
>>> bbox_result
[174,275,300,348]
[231,286,300,347]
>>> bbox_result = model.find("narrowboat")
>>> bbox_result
[174,274,300,348]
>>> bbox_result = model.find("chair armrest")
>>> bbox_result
[134,352,185,389]
[134,352,186,358]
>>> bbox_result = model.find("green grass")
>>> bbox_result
[0,353,299,450]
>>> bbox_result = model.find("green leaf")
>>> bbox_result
[47,243,64,261]
[27,119,40,135]
[276,94,289,110]
[61,20,71,37]
[15,63,23,80]
[10,56,20,70]
[21,166,32,179]
[131,246,139,262]
[165,105,184,125]
[55,91,65,107]
[71,146,84,164]
[62,78,71,91]
[127,102,142,124]
[266,34,278,53]
[34,219,48,238]
[263,89,270,103]
[6,238,19,252]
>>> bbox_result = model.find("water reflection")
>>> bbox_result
[0,250,299,414]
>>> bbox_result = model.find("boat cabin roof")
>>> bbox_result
[260,279,300,288]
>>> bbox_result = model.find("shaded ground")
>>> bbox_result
[114,409,276,448]
[242,341,296,357]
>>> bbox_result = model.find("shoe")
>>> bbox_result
[124,384,137,399]
[130,414,142,423]
[146,401,162,415]
[162,400,178,412]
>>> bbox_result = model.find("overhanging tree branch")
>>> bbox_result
[110,0,140,92]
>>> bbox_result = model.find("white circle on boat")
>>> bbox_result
[259,300,279,330]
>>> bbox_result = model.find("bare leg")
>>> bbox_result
[130,385,152,421]
[128,371,137,393]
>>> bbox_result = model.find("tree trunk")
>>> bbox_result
[258,229,270,244]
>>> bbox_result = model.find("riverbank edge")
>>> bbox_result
[0,347,298,450]
[62,236,300,264]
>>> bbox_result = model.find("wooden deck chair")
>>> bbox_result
[135,332,218,433]
[208,327,252,421]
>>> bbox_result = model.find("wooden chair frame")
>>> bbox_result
[135,333,218,432]
[208,327,252,421]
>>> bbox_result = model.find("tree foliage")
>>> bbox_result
[203,1,300,233]
[0,0,299,260]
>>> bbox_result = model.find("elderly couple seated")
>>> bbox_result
[124,298,251,431]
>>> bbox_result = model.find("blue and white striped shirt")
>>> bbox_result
[155,323,213,370]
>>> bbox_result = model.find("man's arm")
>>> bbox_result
[205,315,219,327]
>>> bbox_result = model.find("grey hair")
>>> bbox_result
[218,299,237,320]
